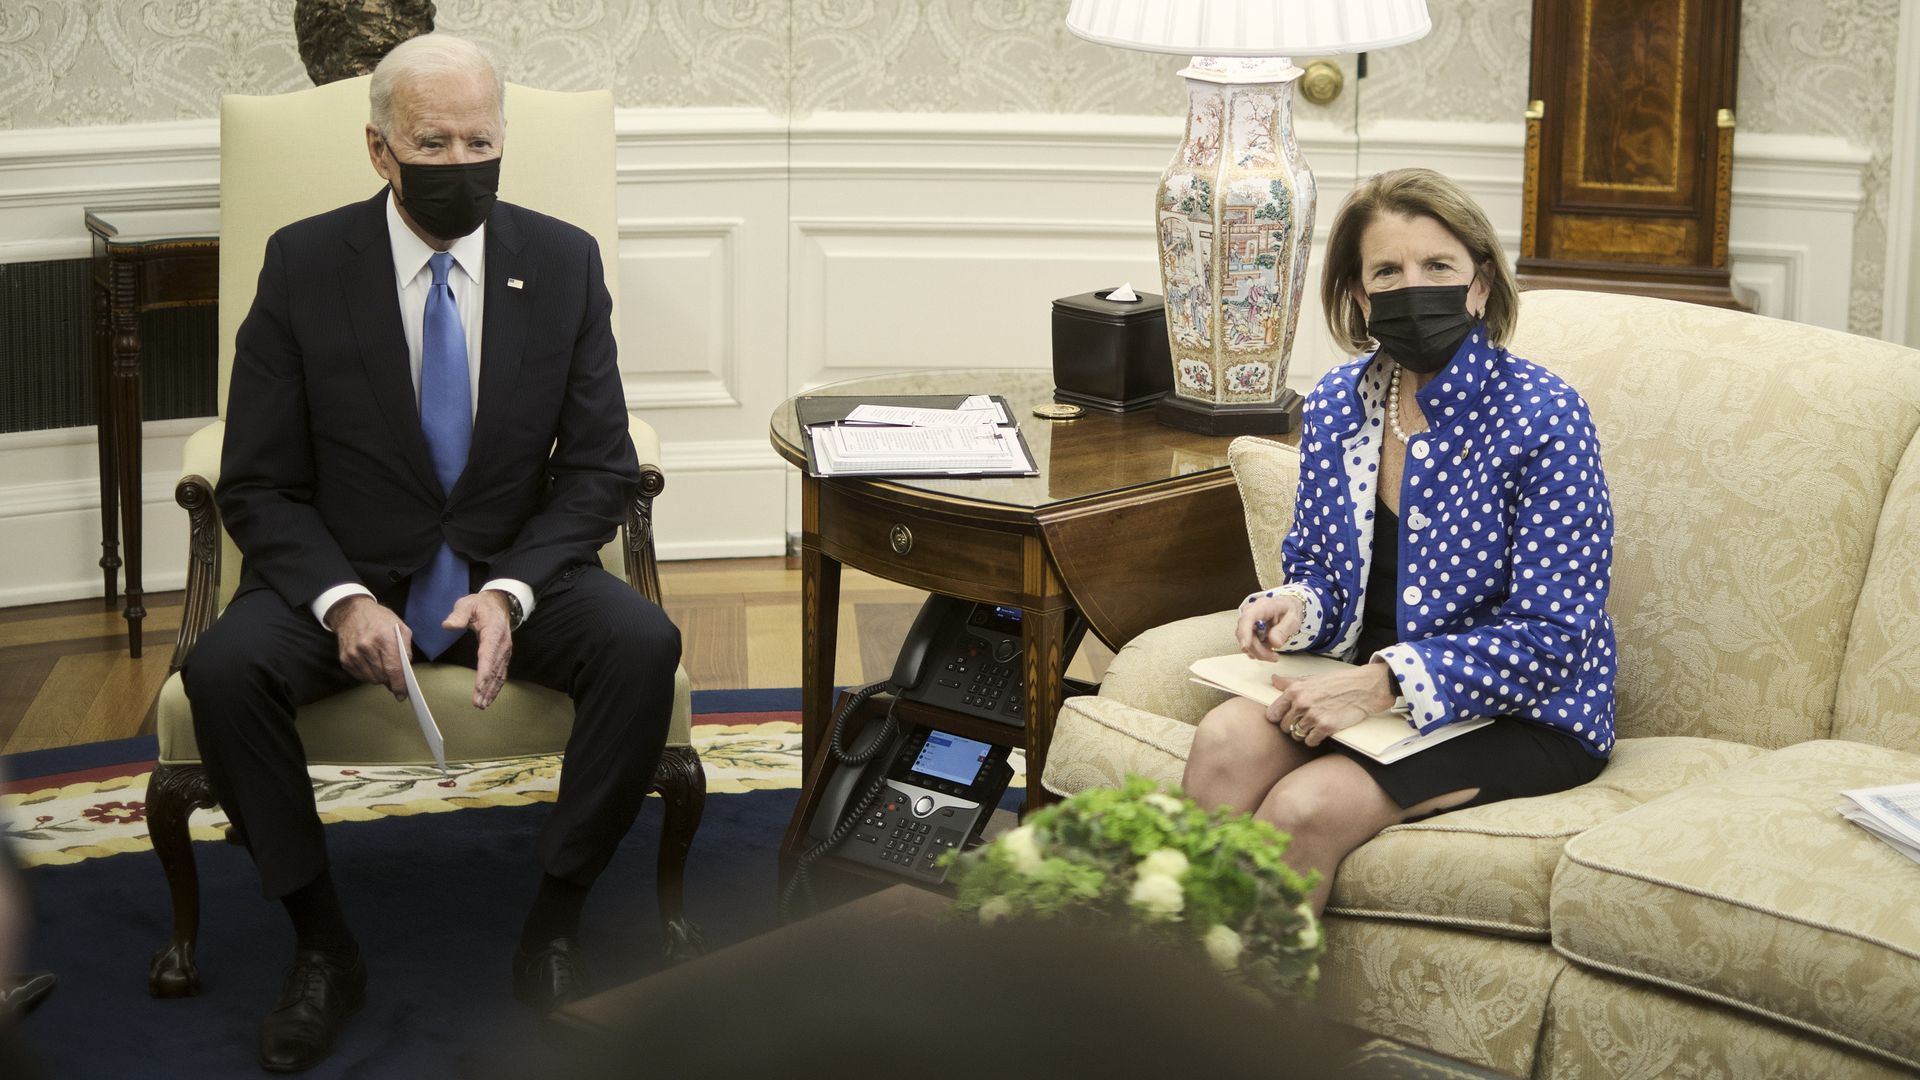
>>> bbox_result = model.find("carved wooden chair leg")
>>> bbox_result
[146,763,218,998]
[652,746,707,961]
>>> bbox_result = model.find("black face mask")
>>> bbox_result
[390,154,500,242]
[1366,284,1476,375]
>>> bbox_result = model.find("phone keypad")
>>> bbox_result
[959,659,1019,714]
[877,816,933,868]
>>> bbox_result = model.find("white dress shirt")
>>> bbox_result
[311,192,535,632]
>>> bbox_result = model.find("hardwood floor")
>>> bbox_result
[0,557,1113,756]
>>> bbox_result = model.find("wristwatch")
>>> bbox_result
[493,589,525,631]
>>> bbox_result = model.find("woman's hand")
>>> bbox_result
[1267,660,1398,747]
[1236,594,1304,661]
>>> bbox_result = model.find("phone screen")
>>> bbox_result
[912,731,992,787]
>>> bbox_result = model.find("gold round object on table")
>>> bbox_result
[1033,402,1085,420]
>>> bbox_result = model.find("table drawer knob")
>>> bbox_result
[888,524,913,555]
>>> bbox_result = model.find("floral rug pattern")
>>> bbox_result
[2,718,1026,868]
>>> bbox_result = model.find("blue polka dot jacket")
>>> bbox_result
[1248,326,1618,758]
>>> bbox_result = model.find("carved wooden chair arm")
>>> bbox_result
[169,474,224,674]
[625,465,666,606]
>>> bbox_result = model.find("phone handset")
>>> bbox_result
[782,677,902,919]
[891,593,969,694]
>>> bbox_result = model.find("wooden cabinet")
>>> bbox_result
[1518,0,1751,310]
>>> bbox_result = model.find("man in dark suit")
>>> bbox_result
[180,33,680,1072]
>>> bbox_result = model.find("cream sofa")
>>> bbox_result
[1042,291,1920,1078]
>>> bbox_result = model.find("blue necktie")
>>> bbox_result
[405,252,472,659]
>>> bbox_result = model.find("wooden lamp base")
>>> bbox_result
[1155,389,1303,436]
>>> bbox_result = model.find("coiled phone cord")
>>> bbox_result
[778,678,899,921]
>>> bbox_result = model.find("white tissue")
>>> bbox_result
[1107,282,1140,302]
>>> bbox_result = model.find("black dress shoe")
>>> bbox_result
[513,937,589,1013]
[0,972,56,1024]
[257,949,366,1074]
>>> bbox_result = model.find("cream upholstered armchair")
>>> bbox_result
[145,77,705,999]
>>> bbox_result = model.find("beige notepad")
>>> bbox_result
[1188,652,1492,764]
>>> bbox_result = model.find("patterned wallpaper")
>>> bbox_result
[0,0,1903,332]
[1737,0,1902,337]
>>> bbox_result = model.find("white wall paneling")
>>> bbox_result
[0,119,221,264]
[1887,0,1920,347]
[0,421,200,608]
[0,109,1877,603]
[613,110,790,562]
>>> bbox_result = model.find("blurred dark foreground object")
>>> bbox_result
[0,971,55,1023]
[532,885,1512,1080]
[0,971,53,1080]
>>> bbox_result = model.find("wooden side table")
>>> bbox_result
[85,208,219,657]
[770,370,1273,856]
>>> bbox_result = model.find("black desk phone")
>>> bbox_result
[888,593,1086,727]
[807,723,1012,883]
[783,594,1085,912]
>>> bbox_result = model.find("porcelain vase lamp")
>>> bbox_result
[1066,0,1432,435]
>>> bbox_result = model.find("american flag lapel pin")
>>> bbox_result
[507,277,524,290]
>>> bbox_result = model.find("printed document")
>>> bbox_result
[1188,651,1492,764]
[1838,783,1920,864]
[843,397,1008,427]
[807,419,1033,476]
[396,625,449,776]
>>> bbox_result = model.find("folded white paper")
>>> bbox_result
[1107,282,1140,302]
[396,625,449,776]
[1838,783,1920,864]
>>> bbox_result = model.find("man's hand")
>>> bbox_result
[1266,660,1399,747]
[1236,594,1304,661]
[327,595,410,699]
[444,591,514,709]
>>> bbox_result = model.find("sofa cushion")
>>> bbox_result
[1041,695,1196,796]
[1091,610,1240,724]
[1511,291,1920,748]
[1538,966,1917,1080]
[1227,436,1299,590]
[1552,740,1920,1072]
[1320,916,1570,1079]
[1041,694,1762,939]
[1833,437,1920,756]
[1329,736,1761,935]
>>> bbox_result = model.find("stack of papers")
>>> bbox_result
[802,394,1036,478]
[1187,651,1492,764]
[841,395,1009,428]
[1838,783,1920,864]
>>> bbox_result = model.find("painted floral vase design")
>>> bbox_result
[1155,57,1316,407]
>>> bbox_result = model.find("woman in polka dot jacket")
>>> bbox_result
[1184,169,1616,914]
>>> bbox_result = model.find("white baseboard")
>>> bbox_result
[656,537,786,561]
[0,570,191,610]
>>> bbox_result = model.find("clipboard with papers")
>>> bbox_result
[797,393,1039,478]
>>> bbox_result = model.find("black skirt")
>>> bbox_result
[1327,717,1606,812]
[1344,500,1605,812]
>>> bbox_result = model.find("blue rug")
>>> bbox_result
[7,692,809,1079]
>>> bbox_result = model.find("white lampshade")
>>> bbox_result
[1066,0,1431,57]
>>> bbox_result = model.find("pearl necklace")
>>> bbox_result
[1387,364,1413,443]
